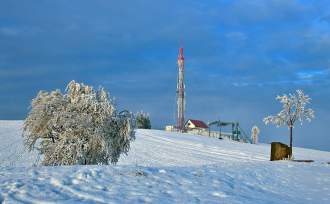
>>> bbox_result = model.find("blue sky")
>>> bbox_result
[1,0,330,151]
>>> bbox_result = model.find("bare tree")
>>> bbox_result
[23,80,135,166]
[263,90,314,151]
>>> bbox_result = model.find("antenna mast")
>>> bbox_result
[176,47,185,131]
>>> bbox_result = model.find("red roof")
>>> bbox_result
[186,119,209,129]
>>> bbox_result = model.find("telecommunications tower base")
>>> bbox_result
[176,47,185,132]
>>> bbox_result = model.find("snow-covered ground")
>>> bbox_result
[0,120,329,204]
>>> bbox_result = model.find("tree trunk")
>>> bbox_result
[289,126,293,148]
[289,126,293,158]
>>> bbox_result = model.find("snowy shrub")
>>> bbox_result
[263,90,314,151]
[251,125,260,144]
[136,111,151,129]
[23,80,135,166]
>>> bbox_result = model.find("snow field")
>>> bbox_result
[0,120,330,203]
[0,121,38,167]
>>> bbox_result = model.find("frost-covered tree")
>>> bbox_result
[263,90,314,151]
[23,80,135,166]
[251,125,260,144]
[135,111,151,129]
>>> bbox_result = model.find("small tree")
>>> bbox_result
[23,80,135,166]
[263,90,314,152]
[251,125,260,144]
[136,111,151,129]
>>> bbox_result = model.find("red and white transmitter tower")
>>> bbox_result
[176,47,185,131]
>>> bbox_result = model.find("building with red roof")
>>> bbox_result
[185,119,209,130]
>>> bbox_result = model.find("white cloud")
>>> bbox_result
[0,27,19,36]
[0,26,43,37]
[225,32,247,41]
[296,69,329,80]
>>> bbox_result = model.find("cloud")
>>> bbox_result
[296,69,329,80]
[232,82,249,87]
[0,0,330,151]
[0,26,43,37]
[0,27,19,36]
[211,0,313,26]
[320,14,330,23]
[225,32,247,41]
